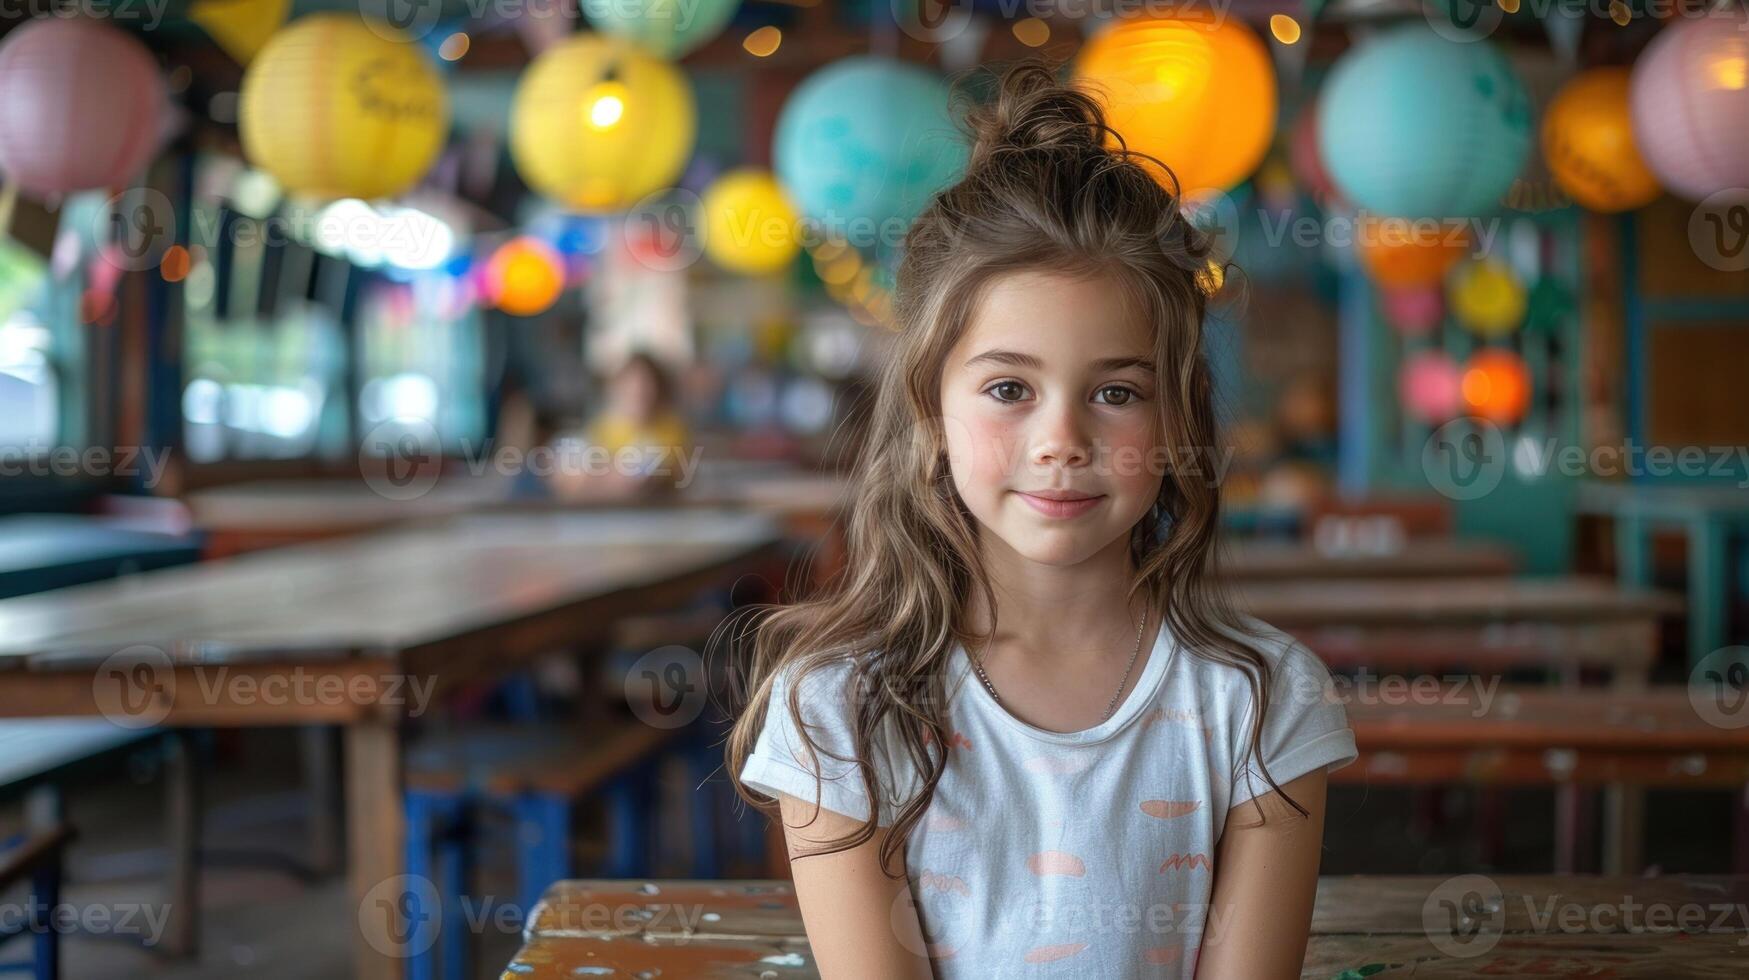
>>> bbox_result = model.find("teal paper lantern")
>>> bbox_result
[1316,25,1531,220]
[580,0,740,59]
[774,57,967,242]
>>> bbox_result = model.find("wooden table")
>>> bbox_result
[0,509,786,980]
[501,876,1749,978]
[1220,538,1517,581]
[182,475,517,556]
[184,466,848,556]
[1237,576,1683,683]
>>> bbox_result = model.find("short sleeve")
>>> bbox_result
[1230,634,1358,806]
[738,660,912,826]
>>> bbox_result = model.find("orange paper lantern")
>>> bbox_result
[1074,11,1276,197]
[1355,217,1469,289]
[486,238,564,317]
[1543,68,1661,213]
[1461,348,1531,425]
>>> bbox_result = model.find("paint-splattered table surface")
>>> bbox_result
[502,876,1749,978]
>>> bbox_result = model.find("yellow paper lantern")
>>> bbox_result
[486,237,565,317]
[702,170,800,275]
[190,0,291,65]
[511,35,696,212]
[239,15,448,200]
[1543,68,1661,213]
[1450,257,1526,338]
[1074,11,1276,197]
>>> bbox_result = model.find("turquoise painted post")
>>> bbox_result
[1615,512,1651,588]
[1690,514,1730,670]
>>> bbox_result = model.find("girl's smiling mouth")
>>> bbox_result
[1013,489,1106,518]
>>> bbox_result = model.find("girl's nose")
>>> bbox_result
[1028,406,1090,469]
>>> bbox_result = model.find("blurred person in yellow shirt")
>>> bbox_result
[549,351,692,501]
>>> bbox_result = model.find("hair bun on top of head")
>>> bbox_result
[962,61,1119,172]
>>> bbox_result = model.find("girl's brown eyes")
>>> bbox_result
[981,383,1145,406]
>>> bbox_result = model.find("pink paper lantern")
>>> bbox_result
[1288,104,1340,205]
[0,19,165,196]
[1399,351,1463,424]
[1380,285,1445,337]
[1629,11,1749,202]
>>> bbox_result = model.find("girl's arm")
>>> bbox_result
[1195,768,1329,978]
[777,791,935,980]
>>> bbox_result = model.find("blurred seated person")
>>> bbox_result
[547,351,692,502]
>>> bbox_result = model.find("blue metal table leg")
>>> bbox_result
[403,790,456,980]
[685,742,721,879]
[513,794,572,926]
[602,770,650,879]
[30,859,58,980]
[435,798,471,980]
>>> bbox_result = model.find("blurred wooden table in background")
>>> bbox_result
[1237,576,1683,684]
[1220,538,1516,581]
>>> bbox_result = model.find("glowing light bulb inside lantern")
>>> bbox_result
[1149,40,1212,105]
[1151,64,1185,101]
[587,82,627,130]
[1710,51,1747,91]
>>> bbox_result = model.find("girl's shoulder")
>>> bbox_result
[761,655,865,720]
[1165,614,1341,715]
[743,654,921,824]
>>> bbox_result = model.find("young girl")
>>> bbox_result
[728,62,1356,978]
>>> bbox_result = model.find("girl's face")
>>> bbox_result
[610,362,660,421]
[937,270,1164,568]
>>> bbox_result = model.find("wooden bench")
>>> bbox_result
[0,825,73,980]
[1341,686,1749,875]
[402,717,706,980]
[0,515,201,599]
[0,721,161,799]
[0,720,179,975]
[500,876,1749,978]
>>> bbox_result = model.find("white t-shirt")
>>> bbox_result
[739,616,1357,978]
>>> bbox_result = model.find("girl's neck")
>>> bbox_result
[963,533,1149,664]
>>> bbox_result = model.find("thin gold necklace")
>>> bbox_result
[970,607,1149,723]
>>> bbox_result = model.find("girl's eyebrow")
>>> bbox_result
[962,349,1156,374]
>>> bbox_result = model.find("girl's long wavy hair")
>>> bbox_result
[723,60,1299,878]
